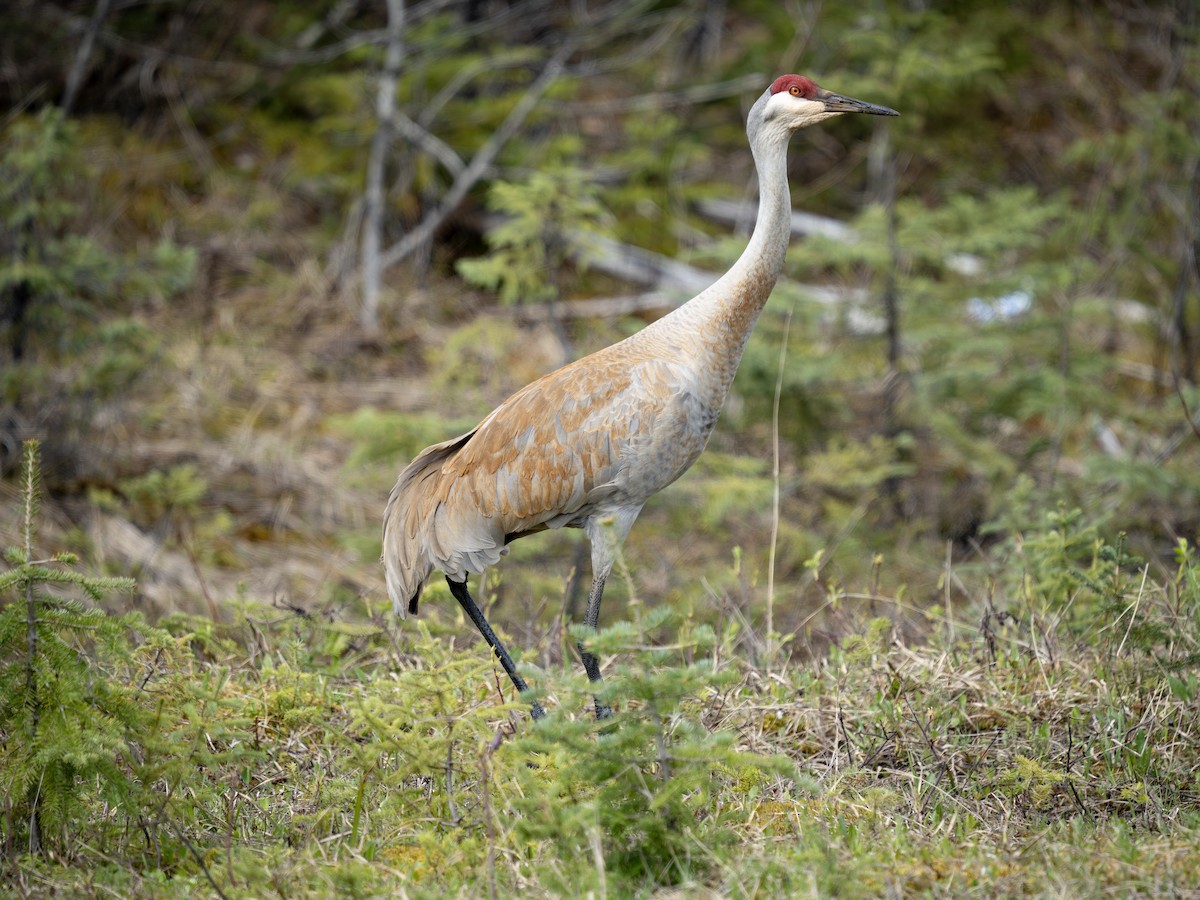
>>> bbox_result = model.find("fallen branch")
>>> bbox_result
[696,197,858,243]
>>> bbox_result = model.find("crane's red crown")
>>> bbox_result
[769,75,819,100]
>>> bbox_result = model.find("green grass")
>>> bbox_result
[4,504,1199,898]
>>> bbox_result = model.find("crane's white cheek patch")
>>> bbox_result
[764,95,826,122]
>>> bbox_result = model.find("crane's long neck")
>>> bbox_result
[645,119,794,400]
[698,127,793,343]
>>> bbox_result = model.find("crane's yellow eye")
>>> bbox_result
[789,85,801,96]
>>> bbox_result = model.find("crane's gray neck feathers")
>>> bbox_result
[644,88,794,397]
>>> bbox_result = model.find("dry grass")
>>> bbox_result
[3,527,1198,897]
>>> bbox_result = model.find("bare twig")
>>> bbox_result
[293,0,359,50]
[1171,372,1200,446]
[392,112,465,177]
[1116,565,1150,657]
[21,443,42,854]
[137,647,163,693]
[60,0,113,115]
[572,75,764,115]
[445,734,459,826]
[152,800,228,900]
[479,727,506,900]
[837,706,858,765]
[374,38,578,278]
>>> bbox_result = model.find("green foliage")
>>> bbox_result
[421,315,576,409]
[1,505,1198,895]
[993,755,1067,809]
[457,162,610,305]
[0,440,150,854]
[805,435,915,502]
[511,607,794,894]
[602,111,708,252]
[985,496,1197,664]
[0,107,196,345]
[326,407,477,469]
[89,463,237,568]
[1004,502,1121,617]
[673,451,774,531]
[1060,68,1200,308]
[0,107,195,478]
[838,5,1006,133]
[117,465,210,523]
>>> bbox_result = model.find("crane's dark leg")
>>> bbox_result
[577,574,613,720]
[447,576,545,721]
[579,510,640,721]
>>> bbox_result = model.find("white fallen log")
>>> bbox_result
[696,197,859,243]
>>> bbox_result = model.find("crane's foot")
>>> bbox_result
[594,698,612,720]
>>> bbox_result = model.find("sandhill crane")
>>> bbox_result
[383,75,898,721]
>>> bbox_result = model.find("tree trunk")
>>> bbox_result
[359,0,406,334]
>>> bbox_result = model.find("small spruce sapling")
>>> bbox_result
[0,439,149,855]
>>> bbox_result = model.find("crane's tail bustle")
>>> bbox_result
[382,473,424,618]
[382,429,478,620]
[382,495,433,620]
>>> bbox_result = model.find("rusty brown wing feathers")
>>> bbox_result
[382,347,681,617]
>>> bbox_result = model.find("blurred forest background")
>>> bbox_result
[3,1,1200,895]
[0,0,1197,641]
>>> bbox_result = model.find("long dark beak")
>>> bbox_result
[818,89,899,117]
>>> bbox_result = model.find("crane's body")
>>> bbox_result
[383,75,898,720]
